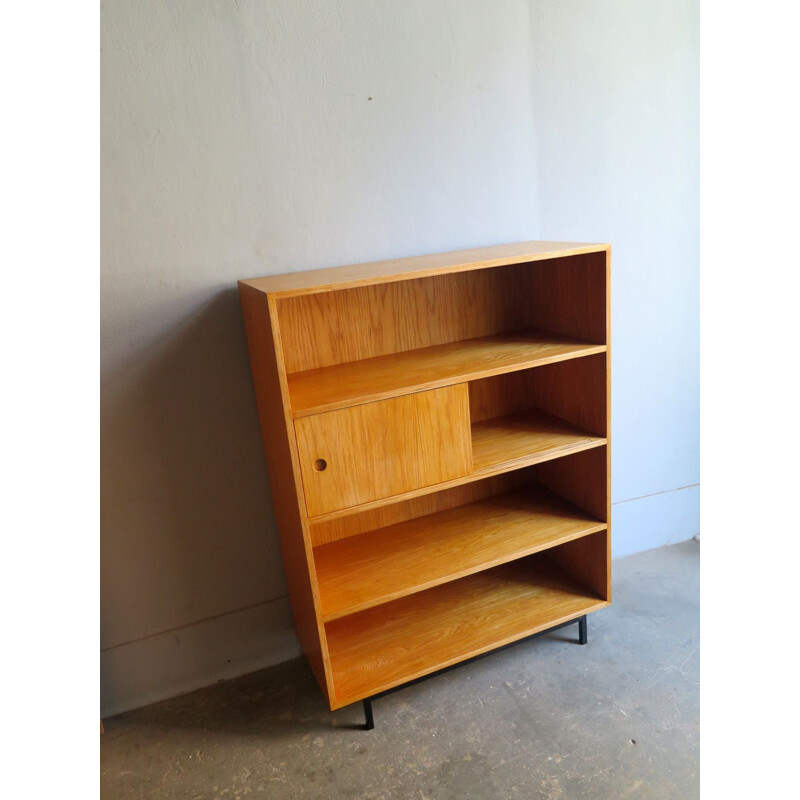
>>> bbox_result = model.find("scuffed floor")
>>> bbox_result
[101,540,699,799]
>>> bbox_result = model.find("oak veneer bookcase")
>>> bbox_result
[239,240,611,728]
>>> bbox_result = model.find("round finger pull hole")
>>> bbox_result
[313,458,327,472]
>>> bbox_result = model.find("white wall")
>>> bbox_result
[528,0,700,557]
[101,0,698,715]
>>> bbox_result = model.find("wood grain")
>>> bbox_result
[534,445,608,525]
[471,408,605,473]
[238,241,611,711]
[288,330,605,417]
[468,353,607,436]
[309,468,538,547]
[305,420,606,527]
[315,485,606,621]
[294,385,472,517]
[325,556,608,708]
[547,530,609,601]
[604,246,612,601]
[237,284,332,703]
[521,251,608,345]
[528,354,607,437]
[277,268,519,374]
[241,240,608,298]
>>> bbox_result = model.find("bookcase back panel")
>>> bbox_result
[277,268,522,373]
[294,384,473,516]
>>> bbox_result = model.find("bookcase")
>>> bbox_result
[239,241,610,725]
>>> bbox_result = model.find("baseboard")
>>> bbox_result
[101,595,300,718]
[611,484,699,558]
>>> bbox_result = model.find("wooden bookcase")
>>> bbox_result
[239,240,611,716]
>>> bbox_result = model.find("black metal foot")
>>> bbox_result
[578,615,588,645]
[355,614,593,728]
[363,698,374,730]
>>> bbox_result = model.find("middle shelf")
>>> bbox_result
[314,484,606,621]
[471,408,603,473]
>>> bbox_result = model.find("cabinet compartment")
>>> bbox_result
[469,354,607,472]
[311,450,608,622]
[314,478,606,622]
[325,533,609,708]
[278,252,607,417]
[294,384,472,516]
[468,354,607,435]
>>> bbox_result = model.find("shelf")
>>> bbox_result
[315,486,605,621]
[472,409,605,473]
[326,556,608,707]
[287,329,606,417]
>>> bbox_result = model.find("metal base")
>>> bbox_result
[361,614,588,730]
[362,698,374,731]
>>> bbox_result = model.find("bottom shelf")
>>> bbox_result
[326,555,608,708]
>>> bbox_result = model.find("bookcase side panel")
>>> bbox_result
[546,531,609,601]
[238,283,333,704]
[604,247,612,601]
[521,252,608,344]
[529,443,606,522]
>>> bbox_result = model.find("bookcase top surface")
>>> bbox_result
[239,240,609,298]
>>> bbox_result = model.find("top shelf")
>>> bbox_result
[287,329,606,417]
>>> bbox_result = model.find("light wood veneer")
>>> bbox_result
[288,330,605,417]
[315,485,606,621]
[471,409,605,473]
[294,385,472,516]
[239,241,611,711]
[326,553,608,707]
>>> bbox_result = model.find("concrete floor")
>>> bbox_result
[101,540,699,799]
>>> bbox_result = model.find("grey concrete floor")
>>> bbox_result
[101,540,699,799]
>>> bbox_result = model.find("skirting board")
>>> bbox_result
[101,595,300,718]
[611,484,699,559]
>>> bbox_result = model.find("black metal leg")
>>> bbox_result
[363,698,374,730]
[578,615,588,645]
[354,615,594,728]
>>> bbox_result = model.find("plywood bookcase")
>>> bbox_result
[239,241,611,718]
